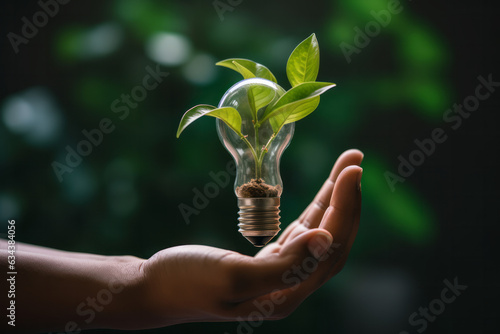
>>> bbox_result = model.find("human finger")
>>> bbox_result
[298,149,363,229]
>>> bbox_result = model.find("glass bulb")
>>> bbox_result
[216,78,295,247]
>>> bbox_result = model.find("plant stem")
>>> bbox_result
[241,136,260,179]
[254,100,262,179]
[254,124,261,178]
[257,133,276,166]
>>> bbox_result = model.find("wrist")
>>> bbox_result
[94,255,148,330]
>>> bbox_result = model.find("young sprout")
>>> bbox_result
[176,34,336,246]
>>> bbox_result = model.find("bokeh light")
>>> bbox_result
[182,53,217,85]
[146,32,191,66]
[2,87,62,146]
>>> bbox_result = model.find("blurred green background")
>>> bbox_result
[0,0,498,333]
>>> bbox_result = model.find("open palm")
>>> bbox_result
[136,149,363,329]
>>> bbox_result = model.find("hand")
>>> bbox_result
[132,149,363,329]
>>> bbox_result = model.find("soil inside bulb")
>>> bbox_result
[236,178,281,198]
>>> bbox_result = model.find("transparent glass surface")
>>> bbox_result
[216,78,295,197]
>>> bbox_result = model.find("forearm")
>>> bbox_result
[0,248,146,333]
[0,239,108,261]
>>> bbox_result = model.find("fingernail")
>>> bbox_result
[308,231,333,260]
[357,168,363,191]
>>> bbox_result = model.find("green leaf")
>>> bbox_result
[261,82,335,122]
[248,84,277,121]
[287,33,320,87]
[226,62,277,121]
[176,104,243,138]
[269,96,320,133]
[232,61,256,80]
[230,61,273,120]
[216,58,277,83]
[279,95,321,124]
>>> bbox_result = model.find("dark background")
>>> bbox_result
[0,0,498,333]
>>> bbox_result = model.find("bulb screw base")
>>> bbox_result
[237,197,281,247]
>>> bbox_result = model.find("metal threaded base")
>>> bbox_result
[238,197,280,247]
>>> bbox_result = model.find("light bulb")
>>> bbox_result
[216,78,295,247]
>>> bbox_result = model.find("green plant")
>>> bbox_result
[176,33,335,180]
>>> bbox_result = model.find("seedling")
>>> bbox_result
[177,33,335,185]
